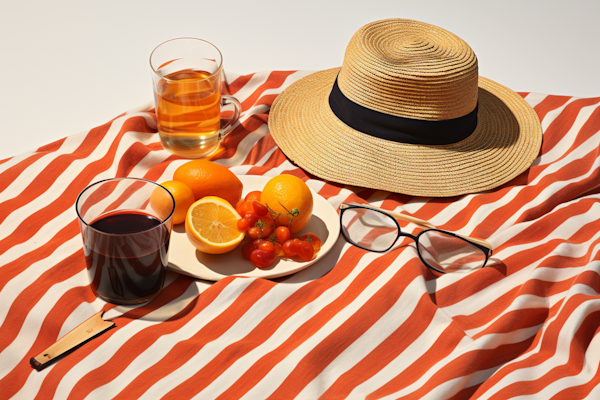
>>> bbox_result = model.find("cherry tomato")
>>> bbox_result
[299,233,322,253]
[253,239,273,251]
[276,226,292,244]
[258,240,275,253]
[282,239,298,257]
[295,239,314,261]
[237,200,255,216]
[255,214,275,238]
[243,213,259,225]
[235,200,245,215]
[242,241,257,260]
[247,226,262,240]
[245,190,262,203]
[250,249,275,269]
[252,201,269,216]
[237,217,250,232]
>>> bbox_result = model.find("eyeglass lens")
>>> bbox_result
[417,230,487,273]
[341,207,487,273]
[341,207,398,251]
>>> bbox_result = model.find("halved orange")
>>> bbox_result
[185,196,244,254]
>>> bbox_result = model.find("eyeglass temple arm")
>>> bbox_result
[340,203,493,251]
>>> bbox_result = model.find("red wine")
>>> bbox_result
[83,210,170,304]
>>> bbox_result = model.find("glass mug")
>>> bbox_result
[76,178,175,305]
[150,37,242,158]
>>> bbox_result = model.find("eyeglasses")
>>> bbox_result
[339,203,493,274]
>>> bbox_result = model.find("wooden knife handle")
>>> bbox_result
[30,311,115,370]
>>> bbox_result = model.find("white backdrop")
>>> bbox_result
[1,0,598,159]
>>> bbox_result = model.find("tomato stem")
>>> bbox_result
[265,202,298,226]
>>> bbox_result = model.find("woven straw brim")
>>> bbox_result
[269,68,543,197]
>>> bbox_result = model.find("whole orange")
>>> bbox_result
[150,180,195,225]
[260,174,313,233]
[173,160,243,207]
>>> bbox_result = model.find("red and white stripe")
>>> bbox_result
[1,70,599,399]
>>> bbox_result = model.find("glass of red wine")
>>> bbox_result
[75,178,175,305]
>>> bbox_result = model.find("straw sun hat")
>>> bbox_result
[269,19,543,197]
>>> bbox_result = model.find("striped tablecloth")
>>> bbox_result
[1,70,599,399]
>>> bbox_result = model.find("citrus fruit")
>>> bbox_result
[185,196,245,254]
[173,160,243,207]
[260,174,313,233]
[150,180,195,225]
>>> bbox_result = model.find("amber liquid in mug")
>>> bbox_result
[154,69,221,158]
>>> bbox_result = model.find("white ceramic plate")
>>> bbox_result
[167,175,340,281]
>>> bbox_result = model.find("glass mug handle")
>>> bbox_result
[219,95,242,140]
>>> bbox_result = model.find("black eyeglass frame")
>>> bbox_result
[339,203,493,274]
